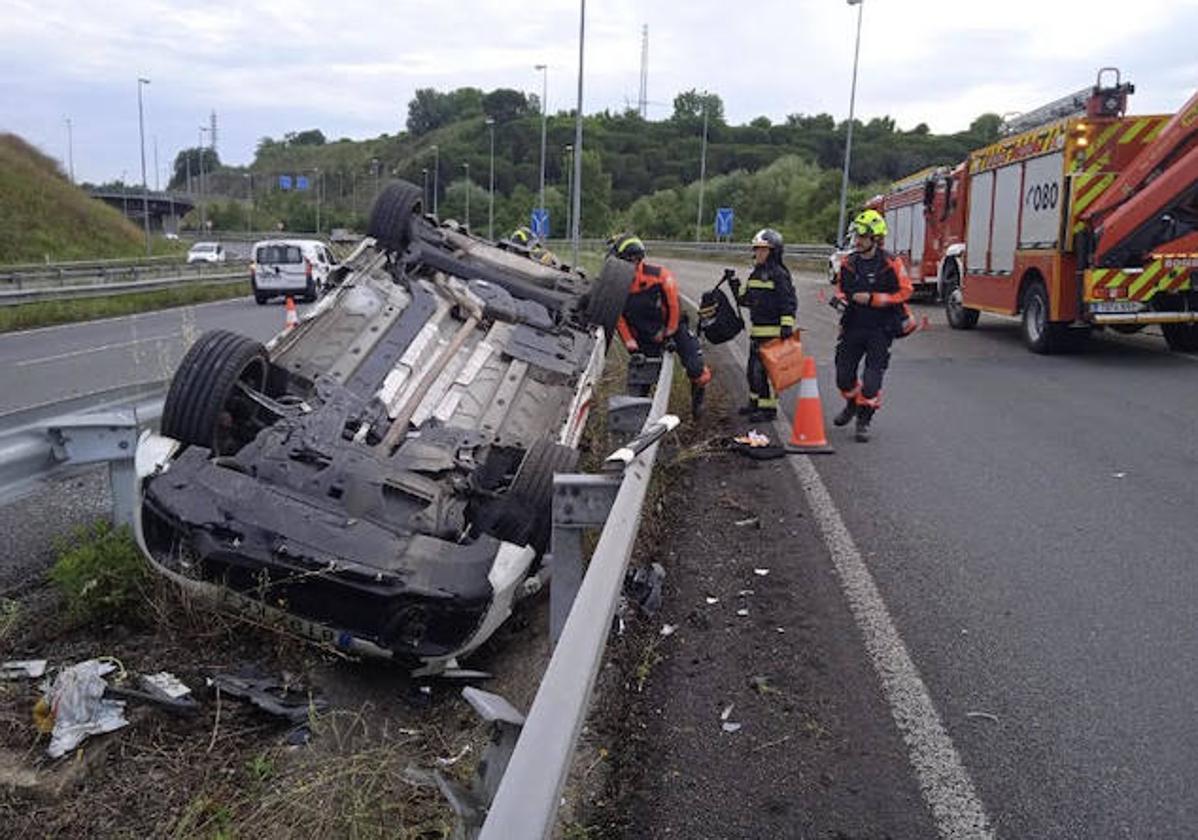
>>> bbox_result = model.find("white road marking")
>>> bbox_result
[13,334,178,366]
[684,286,995,839]
[0,296,251,341]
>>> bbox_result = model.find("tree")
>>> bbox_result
[750,116,772,130]
[407,88,453,135]
[483,88,530,124]
[968,113,1003,144]
[285,129,326,146]
[170,147,221,190]
[671,89,725,127]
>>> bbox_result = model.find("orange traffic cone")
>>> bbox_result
[785,355,834,455]
[284,296,299,330]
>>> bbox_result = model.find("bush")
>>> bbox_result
[50,521,150,626]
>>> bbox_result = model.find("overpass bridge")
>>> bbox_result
[90,190,196,235]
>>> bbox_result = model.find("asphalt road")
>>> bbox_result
[668,257,1198,839]
[0,297,314,414]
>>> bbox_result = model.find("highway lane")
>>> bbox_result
[669,256,1198,838]
[0,297,314,414]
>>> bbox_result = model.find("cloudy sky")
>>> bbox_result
[2,0,1196,185]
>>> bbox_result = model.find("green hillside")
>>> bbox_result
[0,133,159,264]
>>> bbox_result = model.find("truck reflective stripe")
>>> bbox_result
[1128,263,1166,299]
[1119,118,1152,145]
[1073,173,1117,215]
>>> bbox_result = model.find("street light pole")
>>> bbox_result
[432,145,440,219]
[244,173,253,234]
[64,117,75,184]
[570,1,586,267]
[198,126,208,233]
[535,63,548,217]
[137,77,151,255]
[564,144,573,241]
[486,117,495,240]
[695,100,709,243]
[836,0,865,245]
[314,168,322,234]
[421,167,428,211]
[462,162,471,228]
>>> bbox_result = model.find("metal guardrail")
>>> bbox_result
[0,271,249,306]
[0,380,168,523]
[0,260,249,290]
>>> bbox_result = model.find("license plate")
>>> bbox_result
[1089,301,1143,314]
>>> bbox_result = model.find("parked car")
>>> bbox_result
[250,239,337,304]
[187,241,225,264]
[133,180,631,673]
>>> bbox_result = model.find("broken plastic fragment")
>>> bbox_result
[736,608,749,617]
[42,659,129,758]
[659,624,677,637]
[721,722,742,733]
[753,568,770,576]
[720,703,734,721]
[1,659,47,679]
[436,744,473,767]
[705,596,719,605]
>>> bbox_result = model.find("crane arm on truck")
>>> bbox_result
[1083,88,1198,268]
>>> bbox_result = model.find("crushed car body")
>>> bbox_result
[133,181,631,671]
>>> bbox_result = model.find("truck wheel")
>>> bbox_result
[367,181,423,254]
[585,257,634,348]
[1020,281,1067,354]
[1110,324,1144,335]
[1162,322,1198,352]
[490,438,580,553]
[943,264,979,330]
[161,330,270,455]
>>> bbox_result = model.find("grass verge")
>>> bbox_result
[49,521,150,628]
[0,279,251,333]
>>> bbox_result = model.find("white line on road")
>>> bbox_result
[0,296,251,341]
[685,287,996,839]
[13,334,179,366]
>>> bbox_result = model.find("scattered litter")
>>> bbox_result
[659,624,678,637]
[721,722,743,733]
[142,672,190,700]
[732,430,771,447]
[749,675,780,696]
[736,608,749,617]
[624,562,667,616]
[1,659,47,680]
[776,627,785,633]
[737,589,755,597]
[965,711,1000,724]
[1112,472,1127,479]
[42,659,130,758]
[720,703,734,721]
[705,596,720,605]
[734,517,760,528]
[436,744,473,767]
[106,671,199,715]
[753,568,770,577]
[208,672,328,724]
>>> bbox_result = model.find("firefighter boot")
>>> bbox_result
[854,406,875,443]
[832,398,857,427]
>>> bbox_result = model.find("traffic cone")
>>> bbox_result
[817,287,827,303]
[921,314,930,331]
[284,296,299,330]
[784,355,834,455]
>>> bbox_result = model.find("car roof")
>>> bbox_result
[252,239,326,250]
[190,241,220,248]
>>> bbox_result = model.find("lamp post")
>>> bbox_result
[198,126,209,233]
[314,167,322,234]
[570,2,586,267]
[244,172,253,234]
[695,99,709,243]
[421,167,429,211]
[564,144,573,241]
[431,145,439,219]
[485,117,495,240]
[121,169,129,218]
[137,77,151,254]
[64,117,75,184]
[371,157,380,206]
[535,63,548,217]
[462,162,470,228]
[836,0,865,246]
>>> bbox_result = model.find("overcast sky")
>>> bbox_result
[2,0,1196,185]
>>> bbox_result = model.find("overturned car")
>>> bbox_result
[134,181,631,671]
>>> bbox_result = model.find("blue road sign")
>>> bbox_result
[715,207,734,238]
[296,176,310,191]
[279,175,292,191]
[531,208,550,238]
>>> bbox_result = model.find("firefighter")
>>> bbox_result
[510,225,556,264]
[727,228,797,422]
[831,209,913,442]
[610,234,712,418]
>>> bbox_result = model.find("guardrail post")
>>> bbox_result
[548,474,622,645]
[47,412,141,528]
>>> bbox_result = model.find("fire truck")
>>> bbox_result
[932,68,1198,353]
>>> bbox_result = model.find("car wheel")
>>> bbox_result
[367,180,423,254]
[585,257,634,348]
[1162,322,1198,352]
[1020,280,1067,354]
[490,438,580,553]
[943,263,979,330]
[161,330,270,455]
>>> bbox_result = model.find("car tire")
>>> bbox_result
[1162,322,1198,352]
[161,330,270,455]
[490,438,580,553]
[586,257,634,348]
[367,180,423,254]
[943,263,979,330]
[1020,280,1067,354]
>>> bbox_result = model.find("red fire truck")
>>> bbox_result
[934,68,1198,353]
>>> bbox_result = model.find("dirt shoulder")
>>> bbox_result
[576,344,937,839]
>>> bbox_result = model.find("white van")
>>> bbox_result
[250,239,337,304]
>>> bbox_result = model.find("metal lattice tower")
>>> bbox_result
[637,24,649,118]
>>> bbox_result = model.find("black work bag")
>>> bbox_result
[697,286,744,344]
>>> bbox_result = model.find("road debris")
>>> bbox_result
[965,711,1000,724]
[705,596,720,605]
[737,589,755,597]
[1112,472,1127,479]
[720,703,735,721]
[1,659,47,679]
[207,672,328,724]
[436,744,472,767]
[736,608,749,617]
[659,624,678,637]
[753,568,771,577]
[41,659,130,758]
[734,517,760,528]
[625,562,667,616]
[749,675,780,696]
[721,722,743,733]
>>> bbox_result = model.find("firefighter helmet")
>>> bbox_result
[511,225,535,245]
[851,209,887,238]
[751,228,784,259]
[611,233,646,262]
